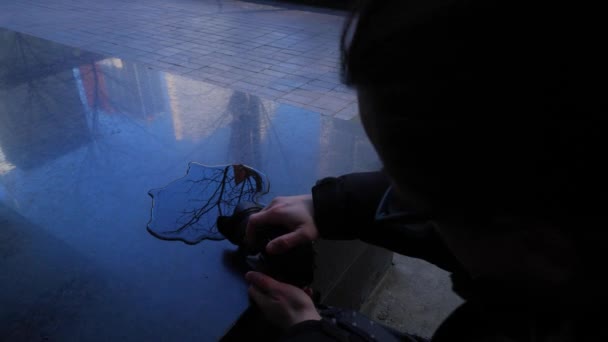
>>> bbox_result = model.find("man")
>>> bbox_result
[246,1,606,340]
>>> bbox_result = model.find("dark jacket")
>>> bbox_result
[280,172,575,342]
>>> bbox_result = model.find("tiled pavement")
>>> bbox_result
[0,0,358,119]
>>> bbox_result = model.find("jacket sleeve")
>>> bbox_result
[280,318,429,342]
[311,171,390,240]
[279,320,356,342]
[311,171,461,272]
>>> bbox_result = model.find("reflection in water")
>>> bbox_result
[0,31,92,170]
[227,91,266,167]
[0,145,16,175]
[0,29,168,173]
[164,74,232,142]
[75,58,166,121]
[147,163,269,244]
[0,26,381,342]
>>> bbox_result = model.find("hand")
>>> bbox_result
[246,271,321,330]
[246,195,319,255]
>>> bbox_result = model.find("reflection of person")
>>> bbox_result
[227,91,264,167]
[245,1,606,341]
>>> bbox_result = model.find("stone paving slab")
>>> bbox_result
[0,0,358,119]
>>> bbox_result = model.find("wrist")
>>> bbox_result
[287,311,321,329]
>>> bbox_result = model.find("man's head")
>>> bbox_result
[343,0,606,317]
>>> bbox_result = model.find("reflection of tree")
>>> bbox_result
[227,91,264,168]
[148,164,268,244]
[149,91,273,244]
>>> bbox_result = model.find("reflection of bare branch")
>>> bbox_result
[175,166,229,232]
[148,164,269,244]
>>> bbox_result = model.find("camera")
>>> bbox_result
[217,202,315,288]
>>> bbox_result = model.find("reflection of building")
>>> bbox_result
[0,76,90,170]
[0,31,92,170]
[76,58,166,121]
[78,63,113,113]
[0,28,99,85]
[0,29,170,174]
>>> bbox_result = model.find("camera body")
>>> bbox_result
[217,202,315,288]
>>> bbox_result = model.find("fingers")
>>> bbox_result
[246,273,280,313]
[245,272,320,330]
[249,205,285,226]
[248,283,269,305]
[267,231,308,255]
[303,287,314,298]
[245,271,282,296]
[245,205,285,245]
[244,195,317,252]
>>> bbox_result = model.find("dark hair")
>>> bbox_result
[341,0,607,223]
